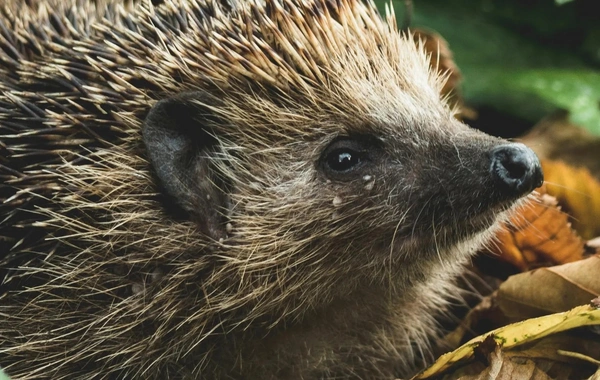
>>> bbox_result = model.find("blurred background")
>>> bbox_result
[377,0,600,139]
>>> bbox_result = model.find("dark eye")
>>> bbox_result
[320,138,374,179]
[326,149,362,172]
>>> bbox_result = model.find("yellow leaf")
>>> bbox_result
[412,304,600,379]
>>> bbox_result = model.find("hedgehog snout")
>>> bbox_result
[489,143,543,199]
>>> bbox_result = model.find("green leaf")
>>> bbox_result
[498,70,600,134]
[378,0,600,135]
[0,368,11,380]
[460,68,600,135]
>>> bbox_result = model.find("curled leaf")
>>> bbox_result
[413,304,600,379]
[497,255,600,320]
[443,334,600,380]
[446,345,554,380]
[482,193,584,272]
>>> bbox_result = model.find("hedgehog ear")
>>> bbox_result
[142,92,229,241]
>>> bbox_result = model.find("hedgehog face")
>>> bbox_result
[140,0,543,318]
[138,0,542,283]
[143,86,541,295]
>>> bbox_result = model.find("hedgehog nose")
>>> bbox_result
[490,143,543,197]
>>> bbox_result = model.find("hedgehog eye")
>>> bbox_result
[326,149,362,172]
[321,138,369,178]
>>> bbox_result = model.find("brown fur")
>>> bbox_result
[1,0,527,378]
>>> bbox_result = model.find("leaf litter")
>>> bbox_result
[406,2,600,378]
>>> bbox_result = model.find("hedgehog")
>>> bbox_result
[0,0,542,379]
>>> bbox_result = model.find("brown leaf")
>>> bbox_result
[482,193,584,272]
[519,111,600,179]
[442,334,600,380]
[540,160,600,240]
[412,28,476,120]
[413,305,600,379]
[497,255,600,321]
[445,345,553,380]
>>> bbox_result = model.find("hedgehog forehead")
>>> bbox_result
[149,0,449,145]
[201,0,448,138]
[325,38,448,133]
[219,48,447,143]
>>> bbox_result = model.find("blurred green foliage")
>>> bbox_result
[0,369,9,380]
[376,0,600,135]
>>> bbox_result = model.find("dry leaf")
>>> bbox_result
[557,350,600,366]
[481,193,584,272]
[540,160,600,240]
[445,345,553,380]
[510,334,600,367]
[441,334,600,380]
[520,111,600,179]
[497,255,600,321]
[412,28,476,120]
[413,28,461,99]
[412,304,600,379]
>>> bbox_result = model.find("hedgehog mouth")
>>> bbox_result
[436,198,526,247]
[400,199,519,251]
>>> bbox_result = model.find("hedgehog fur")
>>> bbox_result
[1,0,536,379]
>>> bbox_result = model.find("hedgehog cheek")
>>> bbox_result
[142,92,229,241]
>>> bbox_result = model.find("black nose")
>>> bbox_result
[490,143,543,197]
